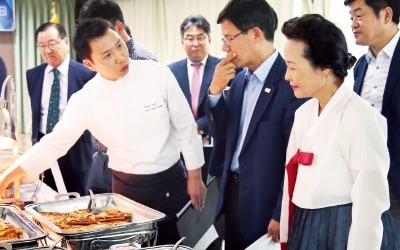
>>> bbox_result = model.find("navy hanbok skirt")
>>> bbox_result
[287,204,399,250]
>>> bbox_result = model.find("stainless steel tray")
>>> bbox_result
[0,205,47,248]
[24,193,166,250]
[0,242,67,250]
[110,245,192,250]
[109,237,192,250]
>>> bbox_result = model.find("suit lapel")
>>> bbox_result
[36,65,46,97]
[67,61,75,99]
[382,40,400,114]
[199,57,218,106]
[240,57,283,152]
[33,65,46,116]
[178,59,191,105]
[226,76,247,153]
[240,76,276,153]
[354,57,368,95]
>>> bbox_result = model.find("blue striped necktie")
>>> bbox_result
[46,68,60,133]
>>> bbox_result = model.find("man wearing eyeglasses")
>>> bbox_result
[26,22,95,196]
[168,15,221,184]
[206,0,307,248]
[168,15,224,250]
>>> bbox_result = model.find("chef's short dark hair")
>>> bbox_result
[73,18,115,60]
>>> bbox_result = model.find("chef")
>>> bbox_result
[0,18,206,245]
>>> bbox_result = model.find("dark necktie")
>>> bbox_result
[191,63,202,119]
[46,68,60,133]
[281,149,314,250]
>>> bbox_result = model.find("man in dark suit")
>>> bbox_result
[206,0,307,248]
[168,15,220,184]
[168,15,223,249]
[345,0,400,203]
[26,22,95,196]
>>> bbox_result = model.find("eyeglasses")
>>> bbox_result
[221,27,253,46]
[183,36,207,44]
[36,39,64,51]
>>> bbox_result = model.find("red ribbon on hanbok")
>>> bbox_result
[281,149,313,250]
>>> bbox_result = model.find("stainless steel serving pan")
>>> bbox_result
[109,244,192,250]
[0,241,67,250]
[109,237,193,250]
[0,205,47,249]
[24,193,166,250]
[0,245,66,250]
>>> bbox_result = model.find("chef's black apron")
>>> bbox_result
[112,159,189,245]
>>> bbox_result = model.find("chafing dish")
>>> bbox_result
[25,193,166,250]
[109,237,192,250]
[22,247,66,250]
[0,205,47,249]
[0,239,67,250]
[109,245,192,250]
[0,244,66,250]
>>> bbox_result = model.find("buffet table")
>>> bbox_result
[2,180,214,249]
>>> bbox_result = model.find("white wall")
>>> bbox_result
[116,0,369,66]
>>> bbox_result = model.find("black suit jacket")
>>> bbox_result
[353,39,400,200]
[26,60,96,195]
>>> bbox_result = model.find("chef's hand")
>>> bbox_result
[0,164,28,198]
[187,168,207,211]
[209,53,237,95]
[267,219,280,243]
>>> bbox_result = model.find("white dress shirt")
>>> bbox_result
[362,30,399,112]
[187,56,207,93]
[17,60,204,176]
[280,82,390,250]
[40,56,70,134]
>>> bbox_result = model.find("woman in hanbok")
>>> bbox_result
[279,14,399,250]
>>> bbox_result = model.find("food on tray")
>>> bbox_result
[39,207,132,232]
[95,207,132,222]
[65,210,98,225]
[0,218,23,240]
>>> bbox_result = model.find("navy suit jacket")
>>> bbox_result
[169,56,226,178]
[26,60,96,195]
[353,39,400,200]
[206,53,307,245]
[168,55,220,135]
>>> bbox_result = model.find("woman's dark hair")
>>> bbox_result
[281,14,357,81]
[73,18,115,60]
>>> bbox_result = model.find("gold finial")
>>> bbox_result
[49,0,59,24]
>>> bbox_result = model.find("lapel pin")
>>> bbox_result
[264,88,271,93]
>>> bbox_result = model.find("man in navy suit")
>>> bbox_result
[345,0,400,204]
[168,15,224,249]
[206,0,307,248]
[26,22,95,196]
[168,15,221,184]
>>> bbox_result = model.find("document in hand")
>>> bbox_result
[245,234,280,250]
[176,177,219,248]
